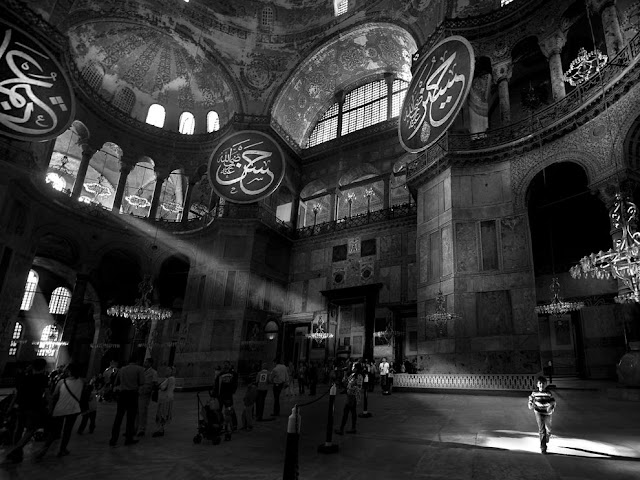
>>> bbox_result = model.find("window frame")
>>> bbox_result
[49,286,72,315]
[179,111,196,135]
[146,104,166,128]
[20,270,38,311]
[8,322,23,356]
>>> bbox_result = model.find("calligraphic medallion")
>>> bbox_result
[398,36,475,153]
[208,130,286,204]
[0,19,75,142]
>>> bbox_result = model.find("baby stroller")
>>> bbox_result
[193,391,222,445]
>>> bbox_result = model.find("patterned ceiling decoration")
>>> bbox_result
[67,21,238,122]
[272,23,417,149]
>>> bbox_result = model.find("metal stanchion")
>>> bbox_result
[283,405,301,480]
[358,385,372,418]
[317,383,339,454]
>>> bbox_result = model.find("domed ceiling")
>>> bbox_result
[67,21,238,125]
[272,23,417,149]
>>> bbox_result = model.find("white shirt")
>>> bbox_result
[52,377,84,417]
[379,361,390,376]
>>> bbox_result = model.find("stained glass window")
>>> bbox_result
[8,323,22,356]
[49,287,72,315]
[20,270,38,311]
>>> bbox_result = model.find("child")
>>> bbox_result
[241,382,257,431]
[528,375,556,454]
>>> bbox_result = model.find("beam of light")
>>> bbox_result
[476,430,640,459]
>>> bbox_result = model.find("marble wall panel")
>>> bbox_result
[213,270,226,306]
[379,265,401,303]
[419,233,430,284]
[233,271,249,307]
[455,222,478,273]
[307,277,326,312]
[310,248,326,271]
[442,224,453,276]
[286,281,304,314]
[501,215,529,270]
[292,251,307,274]
[248,274,266,311]
[471,172,504,205]
[510,287,537,335]
[407,230,416,256]
[380,234,402,259]
[407,262,417,302]
[477,290,513,336]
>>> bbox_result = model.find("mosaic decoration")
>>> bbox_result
[208,130,285,204]
[399,36,475,153]
[0,19,75,141]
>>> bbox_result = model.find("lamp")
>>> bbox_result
[562,47,608,86]
[306,313,334,343]
[107,275,172,329]
[424,290,460,337]
[264,320,279,341]
[536,277,585,316]
[364,187,375,213]
[346,191,356,217]
[83,150,113,199]
[312,202,322,226]
[125,187,152,209]
[570,193,640,303]
[374,317,404,345]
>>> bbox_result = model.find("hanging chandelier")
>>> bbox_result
[562,47,608,86]
[161,200,183,214]
[107,275,172,328]
[45,172,66,192]
[306,315,334,343]
[84,175,112,197]
[535,277,584,316]
[374,320,404,345]
[424,290,460,336]
[570,193,640,303]
[125,189,151,209]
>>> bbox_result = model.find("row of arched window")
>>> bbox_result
[20,270,72,314]
[145,105,220,134]
[9,323,60,357]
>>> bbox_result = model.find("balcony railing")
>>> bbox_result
[295,203,417,239]
[408,31,640,181]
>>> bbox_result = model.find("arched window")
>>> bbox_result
[20,270,38,311]
[113,87,136,114]
[37,325,59,357]
[179,112,195,135]
[262,6,274,26]
[308,78,409,148]
[49,287,72,315]
[81,62,104,91]
[8,323,23,356]
[146,104,166,128]
[207,111,220,133]
[334,0,348,16]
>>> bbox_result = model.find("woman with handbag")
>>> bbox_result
[35,363,84,459]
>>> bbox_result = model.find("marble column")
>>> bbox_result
[590,0,624,58]
[71,145,97,200]
[383,173,391,210]
[539,31,567,102]
[335,91,346,138]
[180,181,196,224]
[492,59,513,126]
[384,72,395,117]
[149,169,170,220]
[329,188,338,222]
[57,272,90,367]
[112,160,135,213]
[290,196,300,228]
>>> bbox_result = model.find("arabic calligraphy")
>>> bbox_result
[0,21,75,141]
[208,131,286,204]
[399,36,474,153]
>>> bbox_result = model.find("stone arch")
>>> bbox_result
[300,178,330,199]
[338,163,381,187]
[513,147,601,212]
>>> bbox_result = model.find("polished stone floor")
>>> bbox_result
[1,379,639,480]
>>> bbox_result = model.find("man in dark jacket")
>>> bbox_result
[2,358,49,464]
[213,360,238,430]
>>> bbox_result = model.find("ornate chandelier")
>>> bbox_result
[424,290,460,336]
[562,47,608,86]
[161,200,183,214]
[84,175,112,197]
[535,277,584,316]
[107,276,172,328]
[125,189,151,209]
[570,193,640,303]
[374,319,404,345]
[306,314,334,343]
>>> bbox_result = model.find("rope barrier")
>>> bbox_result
[317,383,339,454]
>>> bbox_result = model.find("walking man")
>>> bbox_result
[270,359,289,416]
[109,355,144,447]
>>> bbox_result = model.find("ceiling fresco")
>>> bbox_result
[272,23,417,149]
[67,21,238,123]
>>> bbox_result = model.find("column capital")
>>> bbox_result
[384,72,396,86]
[78,142,98,158]
[588,0,616,14]
[154,166,172,182]
[334,90,346,106]
[491,59,512,83]
[539,31,567,59]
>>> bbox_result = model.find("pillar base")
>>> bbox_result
[317,442,340,454]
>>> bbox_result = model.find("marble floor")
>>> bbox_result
[1,380,639,480]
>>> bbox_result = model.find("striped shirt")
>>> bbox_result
[529,389,556,415]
